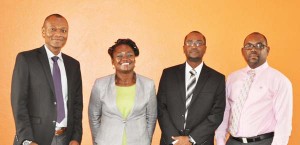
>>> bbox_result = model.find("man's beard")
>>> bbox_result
[188,56,202,62]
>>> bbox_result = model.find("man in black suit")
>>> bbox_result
[157,31,226,145]
[11,14,83,145]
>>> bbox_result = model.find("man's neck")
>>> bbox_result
[45,44,62,55]
[187,60,202,69]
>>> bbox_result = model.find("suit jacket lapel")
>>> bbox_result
[108,75,123,118]
[190,64,210,105]
[62,54,71,108]
[37,46,55,95]
[127,74,141,119]
[176,63,186,102]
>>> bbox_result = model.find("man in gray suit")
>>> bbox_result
[11,14,83,145]
[157,31,226,145]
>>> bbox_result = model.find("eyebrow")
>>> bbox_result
[116,52,133,54]
[186,40,203,42]
[245,42,264,44]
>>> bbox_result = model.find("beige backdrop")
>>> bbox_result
[0,0,299,144]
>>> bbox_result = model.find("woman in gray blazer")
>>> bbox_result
[88,39,157,145]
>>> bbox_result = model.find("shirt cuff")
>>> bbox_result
[189,135,196,144]
[216,138,226,145]
[172,140,178,144]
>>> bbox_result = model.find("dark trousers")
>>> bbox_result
[51,133,68,145]
[226,137,273,145]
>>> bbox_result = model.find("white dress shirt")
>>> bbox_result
[44,45,68,128]
[185,61,203,90]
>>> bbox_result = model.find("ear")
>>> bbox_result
[42,27,46,38]
[241,48,244,56]
[111,58,114,64]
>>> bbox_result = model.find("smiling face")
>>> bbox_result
[242,33,270,69]
[112,44,136,73]
[42,16,68,55]
[183,32,206,63]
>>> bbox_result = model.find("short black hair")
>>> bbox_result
[184,31,206,45]
[108,39,139,58]
[43,14,67,27]
[244,32,268,45]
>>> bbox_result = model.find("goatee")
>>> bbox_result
[188,57,201,62]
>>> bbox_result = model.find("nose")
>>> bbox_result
[117,56,130,62]
[53,31,63,37]
[191,42,198,47]
[250,47,257,51]
[53,30,66,38]
[121,56,129,61]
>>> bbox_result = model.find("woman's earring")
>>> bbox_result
[112,65,115,69]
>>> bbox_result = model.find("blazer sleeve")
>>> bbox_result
[157,69,181,144]
[190,74,226,143]
[146,80,157,142]
[11,53,35,143]
[88,80,102,144]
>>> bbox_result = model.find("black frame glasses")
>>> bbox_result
[243,42,268,50]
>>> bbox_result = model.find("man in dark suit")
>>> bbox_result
[11,14,83,145]
[157,31,226,145]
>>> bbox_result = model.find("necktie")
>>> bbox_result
[184,69,197,128]
[229,70,255,135]
[52,56,65,123]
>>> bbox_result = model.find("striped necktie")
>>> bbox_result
[229,69,255,135]
[184,69,197,128]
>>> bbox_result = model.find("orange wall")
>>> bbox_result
[1,0,299,144]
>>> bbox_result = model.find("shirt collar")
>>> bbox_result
[245,61,269,74]
[185,61,204,75]
[44,44,63,60]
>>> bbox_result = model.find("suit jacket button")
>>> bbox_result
[54,102,56,105]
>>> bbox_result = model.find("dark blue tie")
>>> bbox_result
[51,56,65,123]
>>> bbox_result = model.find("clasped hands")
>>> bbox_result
[29,140,79,145]
[172,136,192,145]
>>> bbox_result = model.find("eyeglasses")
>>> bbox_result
[185,40,205,47]
[243,42,268,50]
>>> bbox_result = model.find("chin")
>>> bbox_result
[52,42,65,48]
[248,59,258,64]
[120,69,134,74]
[188,57,201,62]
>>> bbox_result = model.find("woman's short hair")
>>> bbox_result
[108,39,139,58]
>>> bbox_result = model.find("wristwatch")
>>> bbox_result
[22,140,32,145]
